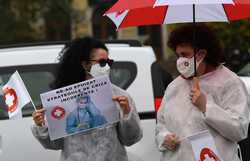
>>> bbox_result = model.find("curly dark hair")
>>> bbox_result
[51,37,108,89]
[167,23,224,66]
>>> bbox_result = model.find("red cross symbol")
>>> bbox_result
[200,147,221,161]
[51,106,65,120]
[3,87,18,113]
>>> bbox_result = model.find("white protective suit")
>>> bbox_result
[156,65,250,161]
[32,85,142,161]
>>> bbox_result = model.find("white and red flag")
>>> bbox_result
[2,71,32,119]
[188,130,224,161]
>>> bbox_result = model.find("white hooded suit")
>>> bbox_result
[156,65,249,161]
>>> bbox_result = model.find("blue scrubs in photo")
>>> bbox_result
[66,95,107,134]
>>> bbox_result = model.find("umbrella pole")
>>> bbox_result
[193,4,197,77]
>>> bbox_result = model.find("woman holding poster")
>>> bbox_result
[155,24,250,161]
[31,37,142,161]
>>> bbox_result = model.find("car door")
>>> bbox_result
[0,64,60,161]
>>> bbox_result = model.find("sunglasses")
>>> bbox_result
[90,58,114,67]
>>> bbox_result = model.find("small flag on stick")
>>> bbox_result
[2,71,36,119]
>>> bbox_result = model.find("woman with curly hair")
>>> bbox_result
[155,24,249,161]
[31,37,142,161]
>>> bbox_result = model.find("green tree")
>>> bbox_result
[212,20,250,53]
[44,0,72,41]
[211,20,250,72]
[0,0,46,45]
[0,0,72,45]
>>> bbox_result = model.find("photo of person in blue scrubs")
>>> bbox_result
[66,95,107,134]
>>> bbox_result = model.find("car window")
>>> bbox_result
[237,63,250,76]
[151,61,173,111]
[109,61,137,90]
[0,64,56,120]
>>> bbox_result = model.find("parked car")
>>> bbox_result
[0,41,249,161]
[0,41,172,161]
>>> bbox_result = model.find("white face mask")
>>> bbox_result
[176,56,203,78]
[90,63,110,77]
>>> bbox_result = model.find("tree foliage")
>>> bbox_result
[0,0,72,45]
[211,20,250,72]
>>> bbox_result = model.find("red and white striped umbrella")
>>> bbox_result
[106,0,239,12]
[154,0,249,6]
[105,0,250,29]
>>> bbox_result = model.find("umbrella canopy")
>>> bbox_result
[104,0,250,76]
[154,0,249,6]
[106,0,155,13]
[105,0,250,28]
[106,0,248,13]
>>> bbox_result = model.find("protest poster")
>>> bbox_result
[187,130,223,161]
[40,75,119,140]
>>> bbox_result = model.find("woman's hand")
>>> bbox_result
[190,77,207,113]
[163,134,180,151]
[32,108,46,127]
[112,96,131,115]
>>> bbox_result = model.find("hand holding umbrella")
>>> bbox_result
[190,77,207,113]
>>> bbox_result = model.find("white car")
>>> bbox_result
[0,42,249,161]
[0,41,173,161]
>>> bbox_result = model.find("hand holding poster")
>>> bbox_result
[40,75,120,140]
[187,130,224,161]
